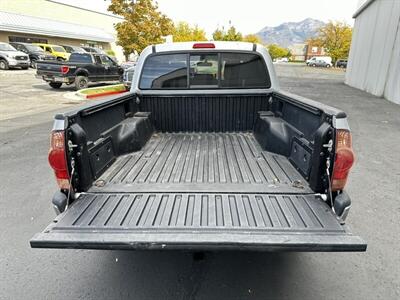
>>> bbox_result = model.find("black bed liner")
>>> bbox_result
[31,132,366,251]
[90,132,311,194]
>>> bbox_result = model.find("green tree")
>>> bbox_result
[306,36,324,48]
[267,44,291,60]
[108,0,173,58]
[225,26,242,41]
[173,22,207,42]
[243,34,262,44]
[212,25,243,41]
[313,21,352,63]
[212,28,225,41]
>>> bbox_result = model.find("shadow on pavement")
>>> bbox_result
[73,250,301,300]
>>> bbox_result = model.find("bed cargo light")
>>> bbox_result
[331,129,355,191]
[48,131,70,189]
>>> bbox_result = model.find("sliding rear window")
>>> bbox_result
[139,52,270,89]
[189,54,219,88]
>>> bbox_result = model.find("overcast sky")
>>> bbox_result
[56,0,361,36]
[157,0,360,35]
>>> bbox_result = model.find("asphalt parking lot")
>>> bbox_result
[0,64,399,299]
[0,69,85,122]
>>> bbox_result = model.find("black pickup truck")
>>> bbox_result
[36,52,123,90]
[31,42,366,252]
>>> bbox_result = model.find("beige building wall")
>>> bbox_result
[0,0,124,60]
[0,32,9,43]
[0,31,111,50]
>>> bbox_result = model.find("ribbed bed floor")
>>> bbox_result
[92,132,310,194]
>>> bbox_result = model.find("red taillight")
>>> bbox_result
[332,129,355,191]
[193,43,215,49]
[48,131,70,189]
[60,66,69,74]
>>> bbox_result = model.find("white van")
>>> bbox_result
[306,56,332,66]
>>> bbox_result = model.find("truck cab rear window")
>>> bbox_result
[140,52,270,90]
[190,54,219,88]
[140,54,188,89]
[220,53,270,88]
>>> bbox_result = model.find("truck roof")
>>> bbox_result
[152,41,257,52]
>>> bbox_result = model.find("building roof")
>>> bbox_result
[0,11,115,42]
[47,0,124,20]
[353,0,377,18]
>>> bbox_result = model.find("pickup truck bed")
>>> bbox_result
[31,42,366,252]
[32,132,365,251]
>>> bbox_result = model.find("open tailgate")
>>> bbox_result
[31,192,366,251]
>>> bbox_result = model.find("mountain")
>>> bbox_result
[256,18,325,47]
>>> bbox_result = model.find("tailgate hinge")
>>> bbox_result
[323,140,336,215]
[67,140,78,152]
[322,139,333,152]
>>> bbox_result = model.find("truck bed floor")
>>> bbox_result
[92,132,311,194]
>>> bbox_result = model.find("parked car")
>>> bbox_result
[82,46,118,62]
[0,42,30,70]
[36,52,123,90]
[275,57,289,63]
[31,42,366,253]
[33,43,69,61]
[81,46,106,54]
[336,59,348,68]
[122,65,135,89]
[309,59,332,68]
[9,42,55,68]
[120,61,137,70]
[306,56,332,66]
[60,45,87,54]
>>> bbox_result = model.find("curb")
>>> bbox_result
[85,90,126,99]
[75,84,127,99]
